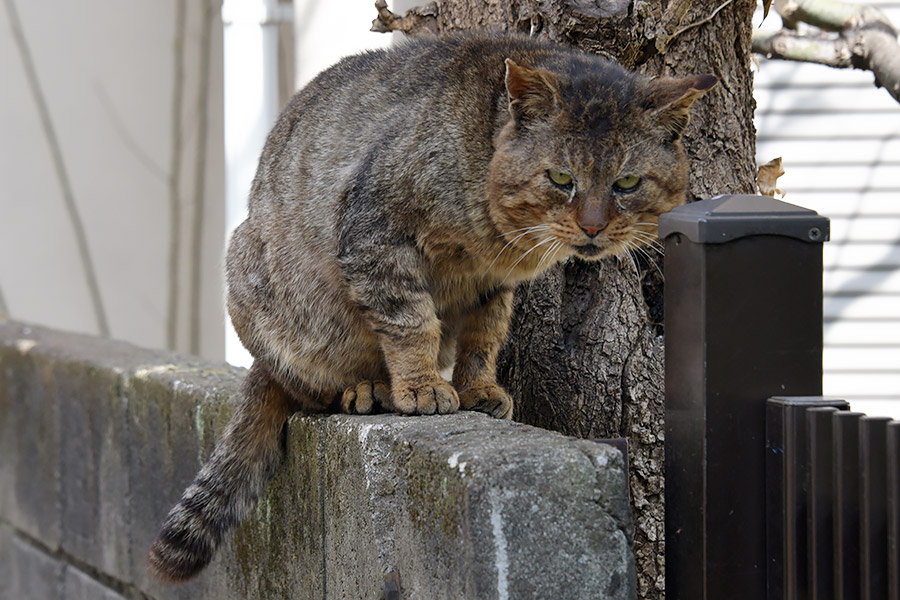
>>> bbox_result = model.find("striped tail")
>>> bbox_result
[147,362,294,581]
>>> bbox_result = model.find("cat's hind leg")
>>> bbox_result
[147,360,297,581]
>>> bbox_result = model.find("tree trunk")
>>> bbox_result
[376,1,759,596]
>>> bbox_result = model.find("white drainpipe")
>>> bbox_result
[222,0,293,367]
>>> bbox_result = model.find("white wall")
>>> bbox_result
[293,0,395,89]
[1,0,225,359]
[754,1,900,417]
[0,0,400,364]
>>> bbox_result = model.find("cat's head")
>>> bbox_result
[486,54,716,275]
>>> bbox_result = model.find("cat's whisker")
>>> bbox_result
[502,236,556,283]
[630,226,663,245]
[631,236,664,253]
[534,239,556,273]
[623,243,647,278]
[634,240,665,257]
[627,250,640,277]
[624,239,665,281]
[621,137,656,158]
[547,240,565,269]
[532,236,562,281]
[483,227,549,278]
[618,247,640,277]
[496,224,551,239]
[630,231,665,253]
[527,239,562,295]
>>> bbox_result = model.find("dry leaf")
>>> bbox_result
[757,156,785,197]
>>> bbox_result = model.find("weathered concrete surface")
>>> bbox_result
[0,319,636,599]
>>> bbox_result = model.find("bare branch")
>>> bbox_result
[753,28,853,67]
[667,0,737,48]
[3,0,110,337]
[753,0,900,103]
[371,0,439,36]
[856,27,900,102]
[778,0,896,34]
[656,0,695,52]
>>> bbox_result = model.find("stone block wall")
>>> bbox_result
[0,320,635,599]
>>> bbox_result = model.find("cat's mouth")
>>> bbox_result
[572,243,606,258]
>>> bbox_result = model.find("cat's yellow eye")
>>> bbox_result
[547,169,573,187]
[613,175,641,192]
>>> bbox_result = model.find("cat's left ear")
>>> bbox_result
[504,58,561,123]
[645,74,718,138]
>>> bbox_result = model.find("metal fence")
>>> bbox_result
[660,195,899,599]
[767,397,900,599]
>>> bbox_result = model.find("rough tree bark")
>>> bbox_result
[375,2,759,597]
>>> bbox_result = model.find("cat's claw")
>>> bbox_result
[392,379,459,415]
[459,383,513,420]
[341,380,390,415]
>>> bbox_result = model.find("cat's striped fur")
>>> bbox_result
[148,33,715,581]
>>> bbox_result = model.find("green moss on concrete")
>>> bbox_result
[0,322,635,599]
[227,416,325,599]
[406,456,467,540]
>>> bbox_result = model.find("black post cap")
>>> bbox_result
[659,195,830,244]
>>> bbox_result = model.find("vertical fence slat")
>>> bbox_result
[833,411,864,600]
[860,416,892,599]
[767,398,849,600]
[808,406,842,600]
[888,422,900,600]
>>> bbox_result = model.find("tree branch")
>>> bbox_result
[656,0,695,52]
[371,0,439,36]
[667,0,736,48]
[753,28,853,67]
[856,27,900,101]
[778,0,896,34]
[753,0,900,103]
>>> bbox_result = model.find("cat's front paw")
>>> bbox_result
[458,383,513,420]
[391,378,459,415]
[340,380,390,414]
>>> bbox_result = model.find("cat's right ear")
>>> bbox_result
[645,74,718,138]
[504,59,561,123]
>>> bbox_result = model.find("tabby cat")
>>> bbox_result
[148,33,715,581]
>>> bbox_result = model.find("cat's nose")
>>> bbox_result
[576,201,609,238]
[580,225,603,238]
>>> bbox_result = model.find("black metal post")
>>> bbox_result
[662,195,829,600]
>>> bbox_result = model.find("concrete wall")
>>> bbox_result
[0,319,636,600]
